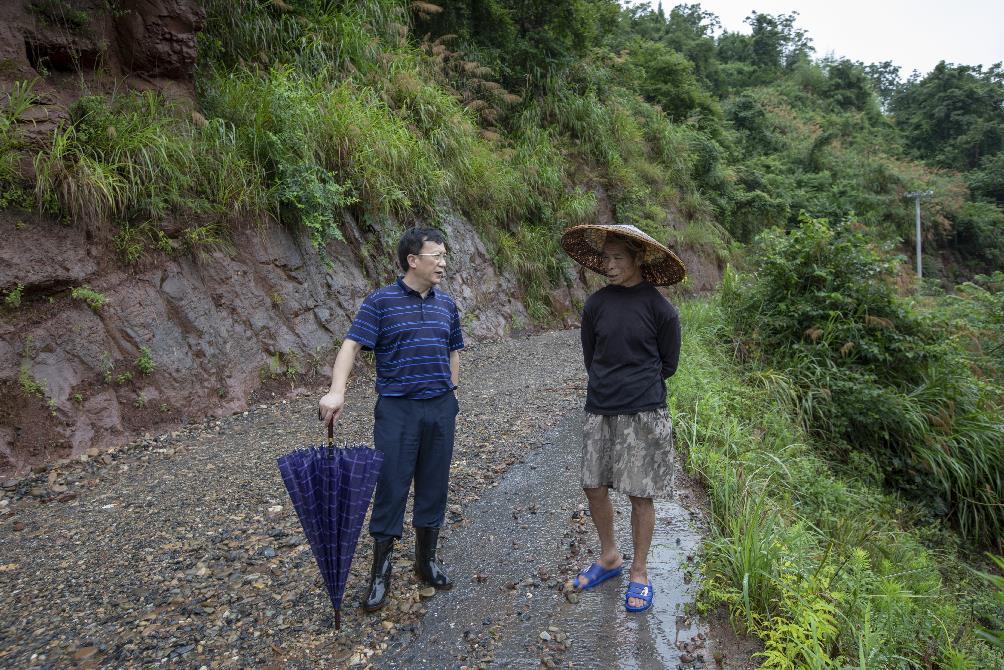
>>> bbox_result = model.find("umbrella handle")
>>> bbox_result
[327,422,334,447]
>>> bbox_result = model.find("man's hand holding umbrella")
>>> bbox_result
[319,338,361,427]
[318,391,345,426]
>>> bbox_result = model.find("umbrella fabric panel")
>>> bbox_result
[322,447,341,609]
[278,448,331,602]
[277,449,324,552]
[330,448,384,608]
[277,449,330,549]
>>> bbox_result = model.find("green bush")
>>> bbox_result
[136,346,156,376]
[952,201,1004,272]
[199,66,366,246]
[199,0,401,77]
[71,286,107,310]
[968,152,1004,204]
[627,40,722,129]
[27,0,88,29]
[1,80,36,204]
[18,365,44,397]
[723,187,789,242]
[113,222,173,264]
[721,217,1004,543]
[3,283,24,309]
[33,92,270,243]
[934,271,1004,388]
[675,299,1002,668]
[976,554,1004,650]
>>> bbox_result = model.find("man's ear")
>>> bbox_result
[407,254,418,269]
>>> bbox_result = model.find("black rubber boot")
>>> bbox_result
[414,527,452,590]
[362,537,394,612]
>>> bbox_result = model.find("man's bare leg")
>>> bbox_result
[577,486,623,586]
[627,495,655,608]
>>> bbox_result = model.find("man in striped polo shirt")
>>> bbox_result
[318,227,464,613]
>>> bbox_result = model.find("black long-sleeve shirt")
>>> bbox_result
[580,282,681,415]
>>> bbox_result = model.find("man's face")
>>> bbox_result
[408,240,447,287]
[601,240,642,287]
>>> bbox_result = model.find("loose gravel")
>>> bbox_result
[0,330,588,669]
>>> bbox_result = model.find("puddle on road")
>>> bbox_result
[552,495,710,669]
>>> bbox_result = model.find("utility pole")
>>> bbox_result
[905,190,933,278]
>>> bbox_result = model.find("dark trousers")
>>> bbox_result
[369,391,459,540]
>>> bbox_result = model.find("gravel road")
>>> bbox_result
[0,328,755,669]
[380,411,734,670]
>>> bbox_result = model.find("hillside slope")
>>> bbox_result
[0,1,722,474]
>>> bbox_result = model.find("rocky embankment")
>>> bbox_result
[0,0,563,474]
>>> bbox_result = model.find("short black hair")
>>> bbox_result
[397,226,446,272]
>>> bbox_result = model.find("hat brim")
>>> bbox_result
[560,225,687,286]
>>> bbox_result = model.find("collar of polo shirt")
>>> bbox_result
[397,276,436,298]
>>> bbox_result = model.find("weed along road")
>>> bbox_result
[0,329,750,669]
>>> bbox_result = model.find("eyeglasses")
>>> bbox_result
[414,252,449,262]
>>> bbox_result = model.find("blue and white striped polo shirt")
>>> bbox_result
[346,278,464,399]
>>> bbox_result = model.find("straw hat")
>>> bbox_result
[560,224,687,286]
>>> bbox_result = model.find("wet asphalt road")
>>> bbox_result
[382,412,713,670]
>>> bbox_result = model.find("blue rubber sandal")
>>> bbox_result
[575,562,624,590]
[625,580,654,612]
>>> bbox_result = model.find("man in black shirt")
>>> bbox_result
[560,224,685,613]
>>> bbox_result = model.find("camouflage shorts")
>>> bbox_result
[581,408,675,499]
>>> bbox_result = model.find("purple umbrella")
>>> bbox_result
[277,425,383,628]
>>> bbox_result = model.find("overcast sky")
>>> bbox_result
[648,1,1004,78]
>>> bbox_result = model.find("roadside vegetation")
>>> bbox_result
[722,218,1003,545]
[7,0,738,317]
[6,1,1001,303]
[675,288,1003,668]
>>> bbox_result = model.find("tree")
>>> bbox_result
[662,4,720,86]
[891,61,1004,170]
[629,42,721,126]
[622,1,668,42]
[864,60,901,109]
[968,151,1004,204]
[745,11,813,71]
[822,58,877,113]
[715,11,813,90]
[726,92,777,155]
[616,3,721,89]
